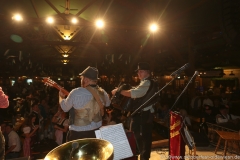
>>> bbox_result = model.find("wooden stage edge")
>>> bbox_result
[151,139,169,148]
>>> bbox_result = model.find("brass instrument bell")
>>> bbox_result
[44,138,114,160]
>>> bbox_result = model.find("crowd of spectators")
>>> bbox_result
[1,79,240,158]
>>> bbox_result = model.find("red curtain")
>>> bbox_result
[169,111,185,160]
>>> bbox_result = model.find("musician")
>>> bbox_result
[59,66,111,141]
[112,62,158,160]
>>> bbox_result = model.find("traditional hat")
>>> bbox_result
[79,66,98,80]
[135,62,150,71]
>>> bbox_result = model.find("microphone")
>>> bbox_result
[170,63,190,76]
[69,142,79,159]
[194,71,199,76]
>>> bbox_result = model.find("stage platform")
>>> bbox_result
[148,145,239,160]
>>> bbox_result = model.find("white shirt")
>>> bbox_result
[60,87,111,131]
[216,114,240,124]
[8,130,21,152]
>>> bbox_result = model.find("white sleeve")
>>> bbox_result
[130,80,150,98]
[60,92,74,112]
[23,126,31,134]
[231,114,240,120]
[103,90,111,107]
[216,117,228,124]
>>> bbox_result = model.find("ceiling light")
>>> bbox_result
[63,36,70,40]
[229,71,235,76]
[96,19,104,29]
[46,17,54,24]
[71,18,78,24]
[12,14,23,21]
[62,54,69,57]
[61,59,69,64]
[149,23,158,32]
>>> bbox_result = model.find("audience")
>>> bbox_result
[190,91,202,114]
[1,77,240,159]
[52,110,68,145]
[22,114,39,158]
[216,105,240,130]
[202,104,216,124]
[202,93,214,108]
[5,124,21,159]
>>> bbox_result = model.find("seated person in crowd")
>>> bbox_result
[5,123,21,159]
[212,98,221,115]
[202,104,216,124]
[190,91,202,114]
[216,105,240,130]
[220,92,231,107]
[202,94,213,109]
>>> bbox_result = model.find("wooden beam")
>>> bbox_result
[30,0,40,18]
[94,0,105,19]
[75,0,98,17]
[44,0,68,21]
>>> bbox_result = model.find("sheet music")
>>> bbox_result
[94,130,102,139]
[95,123,133,160]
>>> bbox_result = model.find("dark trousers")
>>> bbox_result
[66,129,98,142]
[130,110,153,160]
[5,152,20,159]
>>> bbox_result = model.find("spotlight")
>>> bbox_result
[96,19,104,29]
[62,54,69,58]
[12,14,23,21]
[71,18,78,24]
[149,23,158,32]
[46,17,54,24]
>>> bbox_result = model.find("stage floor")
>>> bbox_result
[147,145,239,160]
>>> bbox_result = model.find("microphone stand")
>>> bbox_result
[167,71,199,159]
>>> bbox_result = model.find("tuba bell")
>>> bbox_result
[44,138,114,160]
